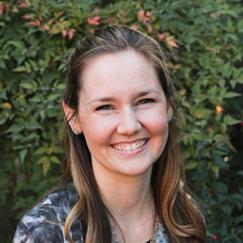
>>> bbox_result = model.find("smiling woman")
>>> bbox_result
[13,26,206,243]
[67,50,170,179]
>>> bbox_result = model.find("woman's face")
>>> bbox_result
[74,50,171,180]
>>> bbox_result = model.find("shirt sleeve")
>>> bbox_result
[13,221,34,243]
[13,216,66,243]
[12,183,83,243]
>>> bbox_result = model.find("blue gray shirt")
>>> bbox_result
[13,183,168,243]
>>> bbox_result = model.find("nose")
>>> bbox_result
[117,107,142,135]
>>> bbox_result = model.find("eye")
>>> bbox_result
[95,104,114,111]
[137,98,155,105]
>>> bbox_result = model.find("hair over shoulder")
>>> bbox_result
[62,25,206,243]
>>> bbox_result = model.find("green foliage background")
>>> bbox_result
[0,0,243,242]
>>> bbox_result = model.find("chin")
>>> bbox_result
[118,163,153,177]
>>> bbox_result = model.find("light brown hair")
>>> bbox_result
[62,25,206,242]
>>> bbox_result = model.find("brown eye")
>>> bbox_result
[96,105,113,111]
[137,98,155,105]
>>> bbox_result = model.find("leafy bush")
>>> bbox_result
[0,0,242,242]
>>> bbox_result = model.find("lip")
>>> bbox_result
[111,138,149,155]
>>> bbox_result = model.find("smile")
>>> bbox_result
[111,139,148,152]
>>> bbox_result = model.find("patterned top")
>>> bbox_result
[13,183,168,243]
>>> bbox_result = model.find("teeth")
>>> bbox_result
[112,139,147,152]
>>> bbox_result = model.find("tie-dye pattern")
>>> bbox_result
[13,183,168,243]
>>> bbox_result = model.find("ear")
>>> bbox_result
[167,105,173,122]
[62,101,82,135]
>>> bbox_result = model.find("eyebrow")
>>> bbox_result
[136,90,161,97]
[88,89,160,104]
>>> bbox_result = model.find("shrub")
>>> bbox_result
[0,0,242,242]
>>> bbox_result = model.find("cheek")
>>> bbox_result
[81,116,116,146]
[148,120,168,142]
[140,109,169,136]
[146,116,169,155]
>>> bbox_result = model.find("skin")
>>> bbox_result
[63,49,171,242]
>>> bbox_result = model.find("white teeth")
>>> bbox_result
[112,139,147,152]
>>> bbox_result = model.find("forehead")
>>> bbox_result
[80,49,162,97]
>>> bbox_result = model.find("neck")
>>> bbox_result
[93,165,153,222]
[93,165,156,242]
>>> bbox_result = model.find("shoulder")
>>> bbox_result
[13,183,83,243]
[154,219,168,243]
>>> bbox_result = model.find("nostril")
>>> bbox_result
[116,108,142,135]
[117,118,142,135]
[117,124,141,135]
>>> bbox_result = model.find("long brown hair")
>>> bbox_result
[62,25,206,242]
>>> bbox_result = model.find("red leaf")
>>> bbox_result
[27,20,41,27]
[0,3,4,16]
[137,9,150,24]
[87,16,100,26]
[68,29,76,40]
[18,1,28,8]
[62,29,68,38]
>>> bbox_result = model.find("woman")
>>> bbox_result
[14,25,206,243]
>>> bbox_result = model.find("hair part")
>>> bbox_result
[62,25,206,242]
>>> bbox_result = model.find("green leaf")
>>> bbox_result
[19,82,37,90]
[192,108,210,119]
[212,165,219,177]
[13,66,27,72]
[8,40,25,49]
[223,115,240,126]
[5,124,24,133]
[36,156,49,164]
[224,92,241,98]
[0,60,6,69]
[185,160,198,170]
[48,94,61,101]
[50,156,60,164]
[34,147,47,156]
[36,156,50,175]
[20,149,27,163]
[43,160,50,176]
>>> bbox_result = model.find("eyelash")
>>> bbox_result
[95,98,155,111]
[137,98,155,105]
[95,105,113,111]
